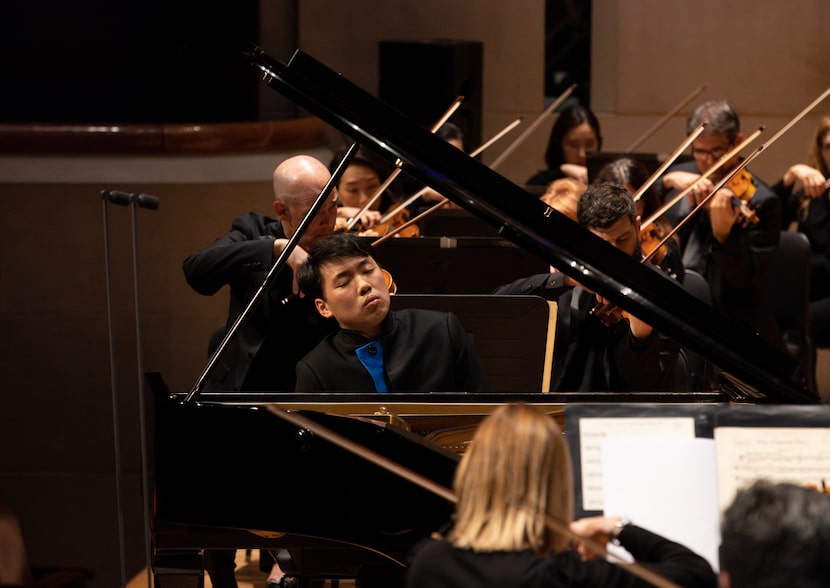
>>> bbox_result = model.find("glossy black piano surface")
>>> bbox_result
[148,371,727,585]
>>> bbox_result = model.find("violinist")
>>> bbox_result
[594,157,684,281]
[493,183,681,392]
[526,104,602,187]
[773,115,830,349]
[659,100,784,348]
[328,146,420,236]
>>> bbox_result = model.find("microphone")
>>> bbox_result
[101,190,134,206]
[100,190,160,210]
[134,193,160,210]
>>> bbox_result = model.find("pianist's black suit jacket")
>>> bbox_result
[295,309,489,393]
[183,212,336,391]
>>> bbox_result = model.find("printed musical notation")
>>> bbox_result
[714,426,830,509]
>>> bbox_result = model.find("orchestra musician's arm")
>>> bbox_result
[707,185,781,289]
[183,212,310,298]
[183,212,285,295]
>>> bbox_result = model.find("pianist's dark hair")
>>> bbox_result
[719,480,830,588]
[576,181,637,230]
[297,232,373,301]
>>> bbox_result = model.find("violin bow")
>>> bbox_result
[488,83,577,171]
[345,96,464,231]
[631,122,708,203]
[642,85,830,234]
[625,83,708,153]
[643,146,765,264]
[640,126,765,232]
[373,85,580,243]
[378,116,524,225]
[266,405,680,588]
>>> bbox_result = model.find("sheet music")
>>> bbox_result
[578,417,696,511]
[603,438,720,571]
[715,426,830,510]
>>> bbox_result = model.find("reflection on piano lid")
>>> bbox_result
[247,46,814,404]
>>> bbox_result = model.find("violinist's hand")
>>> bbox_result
[783,164,827,199]
[338,206,382,229]
[273,238,308,296]
[334,217,349,233]
[707,188,741,244]
[662,171,715,206]
[569,516,623,561]
[560,163,589,184]
[627,312,653,342]
[593,292,653,340]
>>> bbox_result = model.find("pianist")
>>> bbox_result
[294,232,489,393]
[493,183,681,391]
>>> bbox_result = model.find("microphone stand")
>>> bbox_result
[100,190,160,588]
[185,142,360,402]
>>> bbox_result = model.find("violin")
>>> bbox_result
[370,207,420,238]
[725,168,760,225]
[639,224,670,266]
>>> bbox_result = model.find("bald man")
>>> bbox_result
[183,155,340,393]
[183,155,341,587]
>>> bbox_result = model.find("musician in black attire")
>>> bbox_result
[295,232,488,393]
[659,99,783,349]
[405,403,717,588]
[182,155,339,588]
[493,183,680,391]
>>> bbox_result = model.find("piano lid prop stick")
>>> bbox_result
[488,83,577,171]
[346,96,464,231]
[625,82,709,153]
[631,122,707,203]
[186,142,360,402]
[379,115,524,224]
[267,406,679,588]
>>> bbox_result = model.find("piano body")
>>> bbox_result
[149,47,818,586]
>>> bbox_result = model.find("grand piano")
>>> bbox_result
[149,47,818,587]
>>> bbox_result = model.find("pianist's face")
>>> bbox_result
[313,254,391,339]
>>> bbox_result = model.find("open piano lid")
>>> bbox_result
[247,46,813,404]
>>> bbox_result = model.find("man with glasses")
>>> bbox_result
[659,99,783,349]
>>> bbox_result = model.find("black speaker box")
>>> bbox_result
[379,40,482,150]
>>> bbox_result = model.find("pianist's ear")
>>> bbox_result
[315,298,333,319]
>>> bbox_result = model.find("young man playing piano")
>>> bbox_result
[294,232,489,393]
[493,182,681,391]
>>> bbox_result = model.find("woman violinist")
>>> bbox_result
[328,147,419,237]
[773,115,830,347]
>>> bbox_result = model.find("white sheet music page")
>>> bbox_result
[602,438,720,571]
[578,417,696,512]
[714,426,830,510]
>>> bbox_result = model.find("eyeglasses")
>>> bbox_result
[692,145,731,161]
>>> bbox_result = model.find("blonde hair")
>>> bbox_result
[540,178,585,222]
[449,404,574,554]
